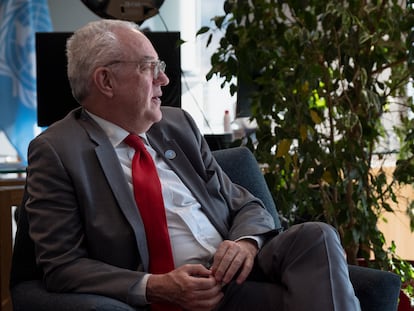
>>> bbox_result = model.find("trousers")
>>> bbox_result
[216,222,361,311]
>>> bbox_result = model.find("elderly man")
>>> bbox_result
[24,19,360,310]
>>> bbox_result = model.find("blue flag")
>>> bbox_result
[0,0,52,164]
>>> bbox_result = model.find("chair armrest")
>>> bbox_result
[11,280,141,311]
[348,265,401,311]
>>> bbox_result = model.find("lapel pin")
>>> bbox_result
[165,149,176,160]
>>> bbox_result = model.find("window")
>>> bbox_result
[143,0,236,134]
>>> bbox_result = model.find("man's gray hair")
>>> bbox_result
[66,19,140,102]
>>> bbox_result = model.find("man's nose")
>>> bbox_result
[155,70,169,86]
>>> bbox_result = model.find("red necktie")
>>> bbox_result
[124,134,180,311]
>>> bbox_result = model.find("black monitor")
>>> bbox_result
[35,31,181,126]
[236,78,255,118]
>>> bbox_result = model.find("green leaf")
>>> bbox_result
[196,26,210,36]
[206,34,213,47]
[276,139,292,158]
[214,16,226,28]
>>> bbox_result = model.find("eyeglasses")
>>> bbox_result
[104,59,166,79]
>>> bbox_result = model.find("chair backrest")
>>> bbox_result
[10,187,42,288]
[212,146,281,229]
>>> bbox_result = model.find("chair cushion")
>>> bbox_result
[12,280,138,311]
[349,265,401,311]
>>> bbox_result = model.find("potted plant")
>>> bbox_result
[198,0,414,299]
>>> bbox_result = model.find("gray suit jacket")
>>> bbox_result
[25,106,275,306]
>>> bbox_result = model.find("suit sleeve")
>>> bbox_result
[157,108,276,240]
[25,130,147,307]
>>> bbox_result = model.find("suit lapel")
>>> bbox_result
[79,111,150,271]
[146,132,227,236]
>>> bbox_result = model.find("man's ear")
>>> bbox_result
[93,67,115,98]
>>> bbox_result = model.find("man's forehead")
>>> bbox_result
[120,31,158,59]
[141,55,158,61]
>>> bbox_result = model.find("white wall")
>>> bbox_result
[47,0,99,31]
[0,132,18,162]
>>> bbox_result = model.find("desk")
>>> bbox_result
[0,180,25,311]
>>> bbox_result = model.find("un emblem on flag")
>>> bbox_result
[0,1,51,113]
[0,0,52,161]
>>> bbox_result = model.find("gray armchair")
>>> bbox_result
[212,147,401,311]
[10,146,401,311]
